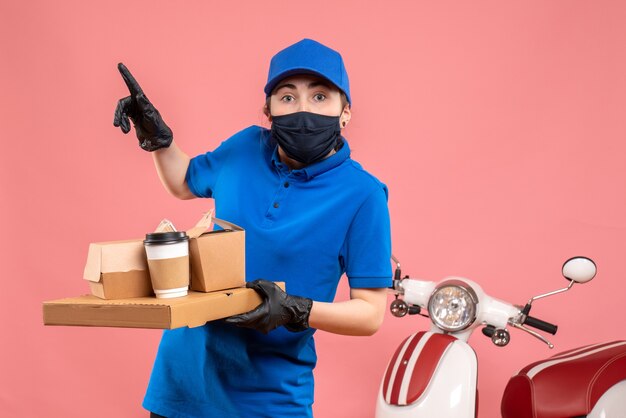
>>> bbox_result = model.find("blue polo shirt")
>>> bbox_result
[143,125,392,418]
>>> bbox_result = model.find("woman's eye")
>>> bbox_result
[314,93,326,101]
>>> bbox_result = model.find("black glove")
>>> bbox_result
[224,279,313,334]
[113,63,173,152]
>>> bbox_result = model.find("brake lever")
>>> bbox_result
[509,322,554,349]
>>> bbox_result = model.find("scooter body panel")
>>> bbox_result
[376,331,477,418]
[587,380,626,418]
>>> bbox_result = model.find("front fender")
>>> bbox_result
[376,331,477,418]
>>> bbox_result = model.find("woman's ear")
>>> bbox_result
[263,103,272,123]
[340,104,351,128]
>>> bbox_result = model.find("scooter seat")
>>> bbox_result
[501,341,626,418]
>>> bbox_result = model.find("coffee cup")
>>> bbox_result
[144,231,190,298]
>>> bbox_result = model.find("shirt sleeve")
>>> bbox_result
[185,138,235,198]
[341,185,393,289]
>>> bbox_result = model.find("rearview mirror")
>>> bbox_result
[562,257,596,284]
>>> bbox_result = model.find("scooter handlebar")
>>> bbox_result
[524,315,558,335]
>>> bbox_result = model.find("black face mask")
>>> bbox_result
[271,111,342,165]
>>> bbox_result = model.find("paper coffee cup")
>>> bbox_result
[144,232,190,298]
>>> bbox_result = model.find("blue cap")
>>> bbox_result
[264,39,351,105]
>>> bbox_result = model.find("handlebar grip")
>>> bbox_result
[524,316,558,335]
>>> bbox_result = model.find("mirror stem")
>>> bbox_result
[526,280,575,306]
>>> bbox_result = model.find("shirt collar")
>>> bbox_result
[271,137,351,180]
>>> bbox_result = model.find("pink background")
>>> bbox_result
[2,1,626,417]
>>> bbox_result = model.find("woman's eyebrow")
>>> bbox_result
[308,81,333,90]
[275,83,296,92]
[274,81,334,93]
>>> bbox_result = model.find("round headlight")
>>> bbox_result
[427,280,478,332]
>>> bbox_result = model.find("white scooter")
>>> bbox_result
[376,256,626,418]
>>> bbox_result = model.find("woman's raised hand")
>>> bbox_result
[113,63,173,152]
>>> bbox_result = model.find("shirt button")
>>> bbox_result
[284,182,290,188]
[273,202,279,208]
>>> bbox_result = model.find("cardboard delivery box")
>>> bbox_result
[186,212,245,293]
[42,285,282,330]
[83,219,176,300]
[83,239,152,299]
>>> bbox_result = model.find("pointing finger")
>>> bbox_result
[118,62,144,95]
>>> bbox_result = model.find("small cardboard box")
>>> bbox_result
[186,212,245,293]
[83,239,152,299]
[83,220,176,300]
[42,285,281,329]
